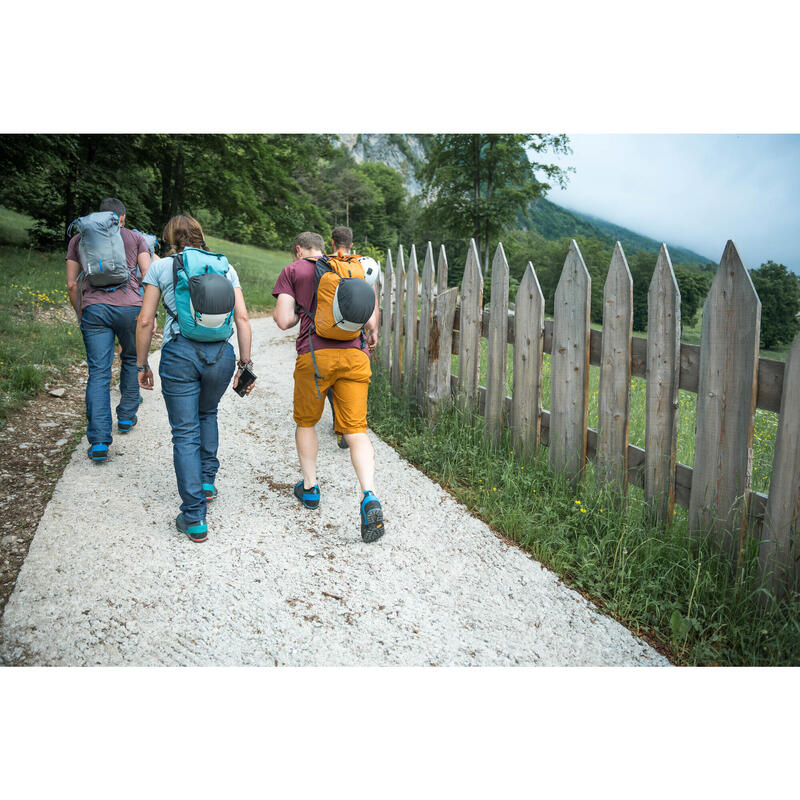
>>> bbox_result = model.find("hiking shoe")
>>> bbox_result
[117,416,137,433]
[337,434,349,450]
[87,443,108,462]
[175,513,208,543]
[360,491,385,543]
[203,483,218,502]
[294,481,320,510]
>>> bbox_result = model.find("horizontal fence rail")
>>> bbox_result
[376,237,799,598]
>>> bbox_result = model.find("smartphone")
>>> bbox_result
[232,365,256,397]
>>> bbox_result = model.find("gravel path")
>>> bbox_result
[0,318,669,666]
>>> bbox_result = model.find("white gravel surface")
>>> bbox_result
[0,318,669,666]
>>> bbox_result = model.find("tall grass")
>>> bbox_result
[368,367,800,665]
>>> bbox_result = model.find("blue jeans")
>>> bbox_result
[80,303,142,445]
[159,335,236,523]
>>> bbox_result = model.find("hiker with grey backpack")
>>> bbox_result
[65,197,153,462]
[135,214,255,543]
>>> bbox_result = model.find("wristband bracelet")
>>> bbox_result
[137,363,150,373]
[237,359,253,369]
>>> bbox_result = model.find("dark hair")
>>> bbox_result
[99,197,126,217]
[292,231,324,258]
[162,215,207,254]
[331,226,353,249]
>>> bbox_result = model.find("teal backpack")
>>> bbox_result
[166,247,236,342]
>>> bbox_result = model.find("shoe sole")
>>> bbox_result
[361,506,385,543]
[89,448,108,462]
[175,519,208,543]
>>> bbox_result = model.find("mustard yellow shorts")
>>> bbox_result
[293,348,372,434]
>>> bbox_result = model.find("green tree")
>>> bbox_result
[750,261,800,349]
[419,134,572,276]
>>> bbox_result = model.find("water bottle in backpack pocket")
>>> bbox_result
[168,247,236,342]
[68,211,130,289]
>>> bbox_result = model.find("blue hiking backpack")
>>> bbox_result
[166,247,236,342]
[67,211,130,290]
[132,228,159,257]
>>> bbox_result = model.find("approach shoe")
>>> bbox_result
[360,491,385,543]
[337,434,349,450]
[175,513,208,543]
[87,443,109,462]
[117,416,137,433]
[203,483,218,502]
[294,481,320,510]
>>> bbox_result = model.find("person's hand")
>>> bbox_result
[233,367,256,397]
[138,367,154,390]
[366,329,378,352]
[152,318,158,335]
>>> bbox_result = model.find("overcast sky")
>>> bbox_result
[541,135,800,272]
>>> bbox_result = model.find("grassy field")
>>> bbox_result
[0,208,288,422]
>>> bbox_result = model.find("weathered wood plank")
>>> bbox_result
[689,240,761,560]
[457,239,484,409]
[380,250,393,372]
[426,287,459,421]
[644,244,681,523]
[416,242,436,409]
[485,244,510,445]
[391,245,405,393]
[511,262,545,460]
[549,240,591,485]
[403,245,419,396]
[436,244,448,295]
[597,242,633,494]
[759,330,800,596]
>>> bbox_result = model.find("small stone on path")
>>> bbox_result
[48,388,66,398]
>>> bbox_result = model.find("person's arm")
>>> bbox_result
[66,259,81,314]
[136,285,161,390]
[137,251,156,333]
[364,285,379,352]
[232,288,255,396]
[273,292,299,330]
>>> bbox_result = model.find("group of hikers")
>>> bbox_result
[65,198,385,545]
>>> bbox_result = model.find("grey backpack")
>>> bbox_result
[132,228,158,256]
[68,211,130,289]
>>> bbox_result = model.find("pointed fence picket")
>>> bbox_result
[381,250,393,372]
[416,242,435,408]
[549,240,591,485]
[437,245,448,295]
[689,241,761,560]
[597,243,633,494]
[374,235,797,596]
[644,245,681,524]
[391,246,405,393]
[403,245,419,395]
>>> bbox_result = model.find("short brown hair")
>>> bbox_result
[331,226,353,249]
[292,231,324,258]
[162,215,206,254]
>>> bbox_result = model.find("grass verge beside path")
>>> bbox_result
[367,367,800,666]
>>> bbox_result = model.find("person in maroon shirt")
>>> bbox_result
[272,229,385,543]
[65,197,152,461]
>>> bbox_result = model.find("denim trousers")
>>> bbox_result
[159,334,236,523]
[80,303,142,445]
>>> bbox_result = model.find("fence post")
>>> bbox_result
[437,244,448,295]
[549,240,591,486]
[759,329,800,597]
[426,286,459,422]
[416,242,435,409]
[404,244,419,396]
[511,261,545,461]
[380,249,393,372]
[391,245,405,393]
[597,242,633,495]
[644,244,681,525]
[485,243,510,446]
[457,239,484,410]
[689,240,761,562]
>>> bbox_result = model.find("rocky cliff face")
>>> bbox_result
[336,134,426,195]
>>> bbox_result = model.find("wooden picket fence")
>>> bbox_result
[374,238,800,599]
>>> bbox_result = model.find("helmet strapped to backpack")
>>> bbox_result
[68,211,131,290]
[166,247,236,342]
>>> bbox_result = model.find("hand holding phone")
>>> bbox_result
[233,364,256,397]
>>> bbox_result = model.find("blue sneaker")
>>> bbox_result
[360,491,385,543]
[203,483,218,502]
[87,443,108,462]
[118,416,137,433]
[294,481,320,510]
[175,513,208,543]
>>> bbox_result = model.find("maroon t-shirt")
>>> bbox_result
[66,227,149,310]
[272,257,370,355]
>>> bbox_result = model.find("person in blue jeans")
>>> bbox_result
[135,215,255,543]
[66,197,152,461]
